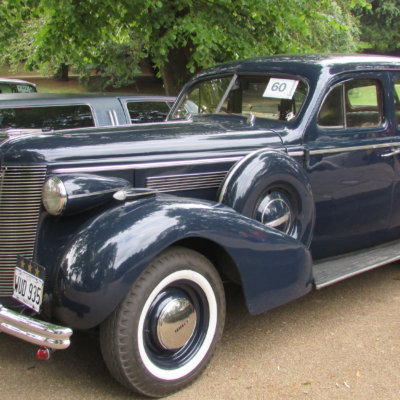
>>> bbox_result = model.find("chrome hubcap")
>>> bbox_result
[156,298,197,350]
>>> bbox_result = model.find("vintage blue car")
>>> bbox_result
[1,54,400,397]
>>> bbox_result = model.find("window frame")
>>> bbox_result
[170,73,310,123]
[0,103,96,132]
[317,77,384,132]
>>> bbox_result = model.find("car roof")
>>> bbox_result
[0,93,176,105]
[194,54,400,81]
[0,77,36,85]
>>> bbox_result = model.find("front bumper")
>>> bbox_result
[0,304,72,349]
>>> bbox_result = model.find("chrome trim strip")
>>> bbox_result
[287,151,304,157]
[215,74,238,114]
[265,213,290,228]
[108,110,116,126]
[67,185,132,199]
[126,190,158,198]
[51,156,243,174]
[0,304,73,350]
[309,142,400,155]
[112,110,119,125]
[147,171,227,181]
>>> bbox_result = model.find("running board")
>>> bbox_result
[313,239,400,289]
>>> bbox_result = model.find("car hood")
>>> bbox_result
[0,116,283,167]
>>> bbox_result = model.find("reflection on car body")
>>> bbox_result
[0,93,178,134]
[1,54,400,398]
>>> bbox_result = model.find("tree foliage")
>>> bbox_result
[354,0,400,54]
[0,0,367,94]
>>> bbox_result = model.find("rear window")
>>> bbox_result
[0,105,95,131]
[127,101,171,123]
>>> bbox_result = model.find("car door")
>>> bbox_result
[386,73,400,241]
[303,72,395,260]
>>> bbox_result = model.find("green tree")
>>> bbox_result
[0,0,367,95]
[354,0,400,54]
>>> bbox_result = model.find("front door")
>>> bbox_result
[304,72,395,260]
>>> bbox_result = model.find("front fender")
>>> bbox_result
[53,194,313,329]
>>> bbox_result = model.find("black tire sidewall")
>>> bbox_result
[100,247,225,397]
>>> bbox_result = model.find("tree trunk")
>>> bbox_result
[53,63,69,82]
[160,47,193,96]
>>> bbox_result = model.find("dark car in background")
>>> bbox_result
[0,93,178,133]
[0,78,37,93]
[2,54,400,398]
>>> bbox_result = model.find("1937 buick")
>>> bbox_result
[1,54,400,397]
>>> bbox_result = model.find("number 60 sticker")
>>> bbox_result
[263,78,299,100]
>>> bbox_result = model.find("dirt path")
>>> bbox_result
[1,262,399,399]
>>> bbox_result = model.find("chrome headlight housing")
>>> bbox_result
[42,176,67,215]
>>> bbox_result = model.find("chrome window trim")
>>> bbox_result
[51,156,244,174]
[67,185,132,199]
[108,110,116,126]
[112,110,119,125]
[215,74,238,114]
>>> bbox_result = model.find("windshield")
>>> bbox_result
[173,75,308,122]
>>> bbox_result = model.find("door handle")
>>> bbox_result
[381,147,400,157]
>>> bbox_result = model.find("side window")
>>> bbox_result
[0,84,14,94]
[318,79,382,129]
[317,85,344,128]
[0,105,95,131]
[394,78,400,124]
[127,101,171,123]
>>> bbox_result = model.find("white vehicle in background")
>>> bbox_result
[0,78,37,93]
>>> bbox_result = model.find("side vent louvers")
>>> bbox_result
[0,165,46,296]
[146,172,227,192]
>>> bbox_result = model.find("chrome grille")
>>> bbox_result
[146,171,227,192]
[0,165,46,296]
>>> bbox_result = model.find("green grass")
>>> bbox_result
[348,86,378,107]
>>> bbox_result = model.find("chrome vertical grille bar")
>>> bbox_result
[0,165,46,296]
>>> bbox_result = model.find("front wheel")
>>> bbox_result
[100,247,226,398]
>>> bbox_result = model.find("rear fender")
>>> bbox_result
[53,195,313,329]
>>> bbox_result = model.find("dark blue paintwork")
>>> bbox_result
[53,195,312,329]
[219,149,315,247]
[2,54,400,326]
[55,174,131,215]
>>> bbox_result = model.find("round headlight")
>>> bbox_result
[42,177,67,215]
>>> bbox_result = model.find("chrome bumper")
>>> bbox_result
[0,304,72,349]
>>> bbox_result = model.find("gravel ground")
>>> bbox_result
[1,262,399,400]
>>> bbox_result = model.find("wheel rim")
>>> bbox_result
[138,270,218,380]
[156,295,197,350]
